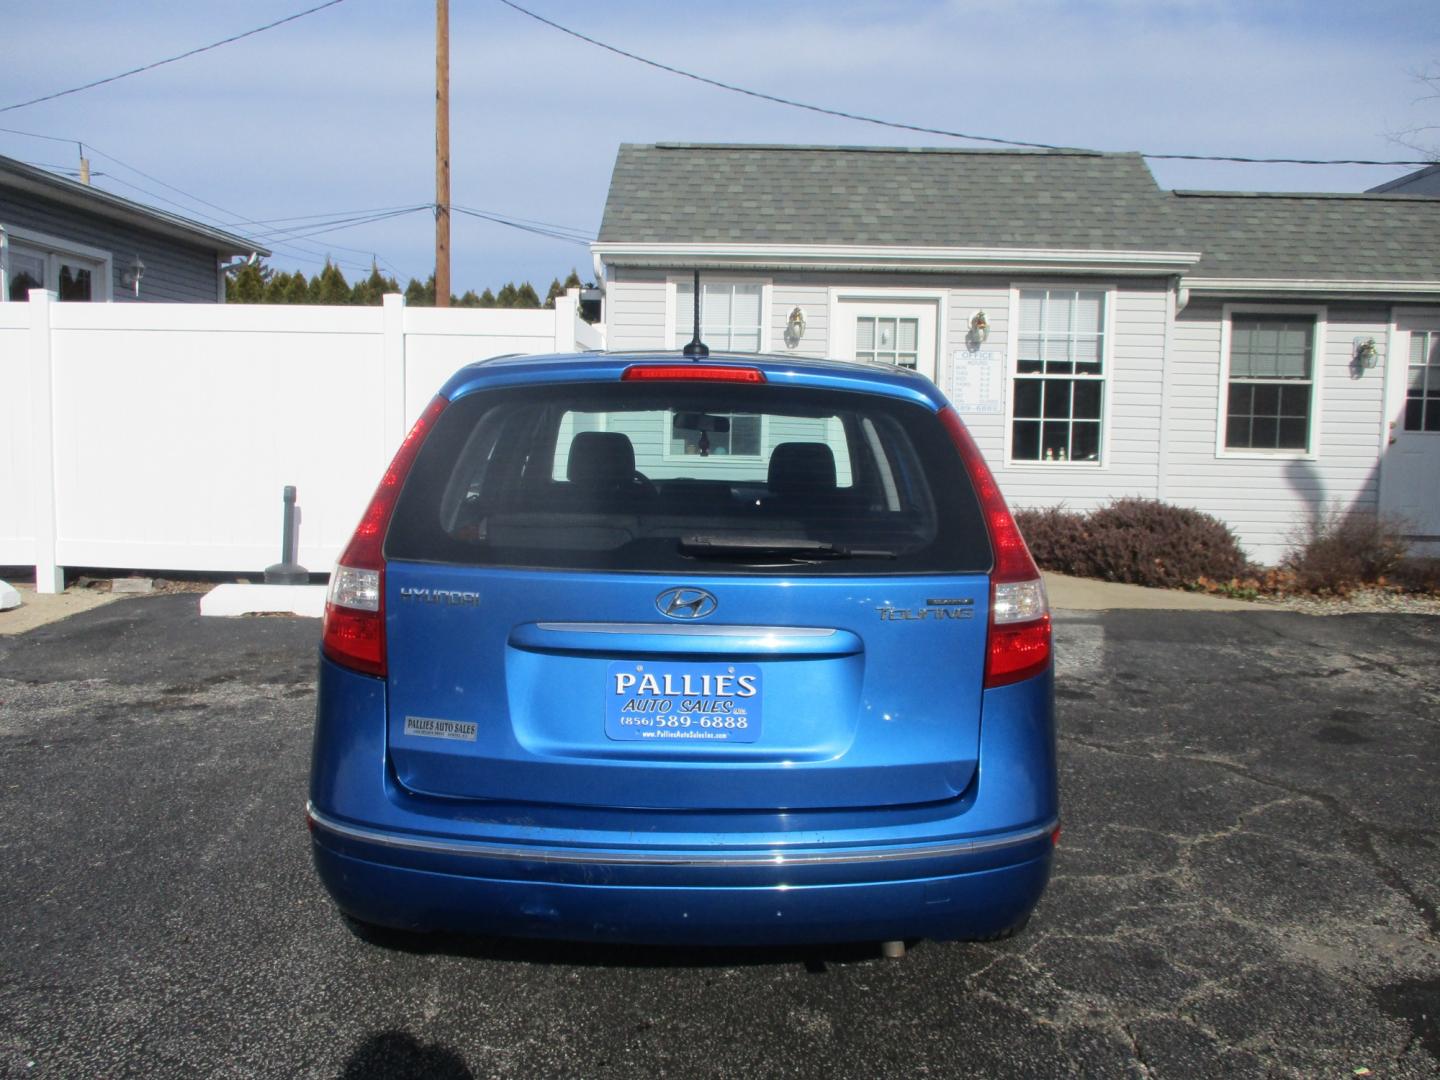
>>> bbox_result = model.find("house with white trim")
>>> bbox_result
[0,153,266,304]
[593,143,1440,563]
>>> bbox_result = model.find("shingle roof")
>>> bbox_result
[598,143,1178,251]
[598,144,1440,284]
[1173,190,1440,280]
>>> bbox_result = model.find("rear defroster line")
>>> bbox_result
[306,803,1058,867]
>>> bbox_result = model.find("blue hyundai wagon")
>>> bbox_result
[308,352,1057,947]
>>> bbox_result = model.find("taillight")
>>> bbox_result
[621,364,766,383]
[938,407,1052,688]
[321,395,449,677]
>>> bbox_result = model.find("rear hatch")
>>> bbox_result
[381,371,993,811]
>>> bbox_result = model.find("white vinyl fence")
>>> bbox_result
[0,290,603,591]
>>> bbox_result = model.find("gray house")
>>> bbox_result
[593,143,1440,563]
[0,154,266,304]
[1367,163,1440,196]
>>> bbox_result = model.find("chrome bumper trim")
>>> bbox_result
[306,803,1057,868]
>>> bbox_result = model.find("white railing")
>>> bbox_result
[0,289,604,591]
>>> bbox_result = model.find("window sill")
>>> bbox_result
[1215,449,1318,462]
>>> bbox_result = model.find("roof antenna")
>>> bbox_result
[682,269,708,358]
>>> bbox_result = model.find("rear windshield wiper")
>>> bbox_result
[678,534,896,561]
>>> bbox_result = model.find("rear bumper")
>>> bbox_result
[309,806,1054,944]
[309,654,1058,944]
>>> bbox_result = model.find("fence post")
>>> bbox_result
[27,288,63,593]
[553,290,577,352]
[382,292,407,448]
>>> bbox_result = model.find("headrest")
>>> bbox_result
[567,431,636,487]
[768,442,837,494]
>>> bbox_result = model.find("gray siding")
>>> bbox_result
[1,190,222,303]
[1164,301,1389,562]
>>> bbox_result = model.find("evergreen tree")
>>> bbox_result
[456,290,482,308]
[515,282,541,308]
[495,283,519,308]
[543,278,564,309]
[285,271,310,304]
[227,262,268,303]
[404,275,436,306]
[351,264,399,306]
[312,260,351,305]
[479,288,496,307]
[264,271,293,304]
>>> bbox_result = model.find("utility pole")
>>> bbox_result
[435,0,451,307]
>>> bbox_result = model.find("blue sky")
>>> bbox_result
[3,0,1437,295]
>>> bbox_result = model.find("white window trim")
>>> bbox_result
[1215,303,1327,460]
[1002,282,1117,469]
[665,275,772,352]
[1,224,113,302]
[824,287,949,372]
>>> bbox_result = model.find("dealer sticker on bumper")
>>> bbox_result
[606,661,762,743]
[404,715,478,742]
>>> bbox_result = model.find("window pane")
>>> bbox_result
[1042,421,1069,460]
[897,318,918,352]
[1042,380,1071,419]
[1071,422,1101,461]
[57,264,92,302]
[1019,295,1044,334]
[8,251,45,301]
[1277,417,1308,449]
[1427,400,1440,432]
[1073,380,1102,419]
[1073,293,1103,334]
[1225,412,1253,449]
[1012,420,1040,460]
[1014,379,1042,418]
[1253,384,1280,415]
[1252,416,1278,448]
[1405,398,1424,430]
[856,317,875,351]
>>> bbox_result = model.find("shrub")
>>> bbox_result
[1013,506,1090,573]
[1014,499,1249,590]
[1081,498,1250,589]
[1282,509,1410,595]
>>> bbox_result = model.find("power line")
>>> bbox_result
[452,204,592,242]
[494,0,1433,168]
[1,0,352,114]
[451,204,593,245]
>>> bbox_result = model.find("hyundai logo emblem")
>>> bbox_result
[656,587,718,620]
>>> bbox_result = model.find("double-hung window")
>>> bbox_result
[673,280,764,352]
[1224,314,1316,452]
[1011,288,1106,463]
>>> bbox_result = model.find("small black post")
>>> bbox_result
[264,485,310,585]
[682,269,708,358]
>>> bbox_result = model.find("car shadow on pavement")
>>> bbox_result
[340,1031,474,1080]
[344,916,905,973]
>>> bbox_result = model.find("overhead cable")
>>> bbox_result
[494,0,1432,167]
[1,0,351,113]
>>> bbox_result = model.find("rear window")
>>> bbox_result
[385,381,991,575]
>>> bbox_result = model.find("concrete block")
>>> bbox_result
[200,584,326,619]
[111,578,154,595]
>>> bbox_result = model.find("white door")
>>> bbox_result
[1379,317,1440,546]
[831,300,939,382]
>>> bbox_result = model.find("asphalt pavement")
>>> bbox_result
[0,595,1436,1079]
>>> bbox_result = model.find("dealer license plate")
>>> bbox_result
[605,661,762,743]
